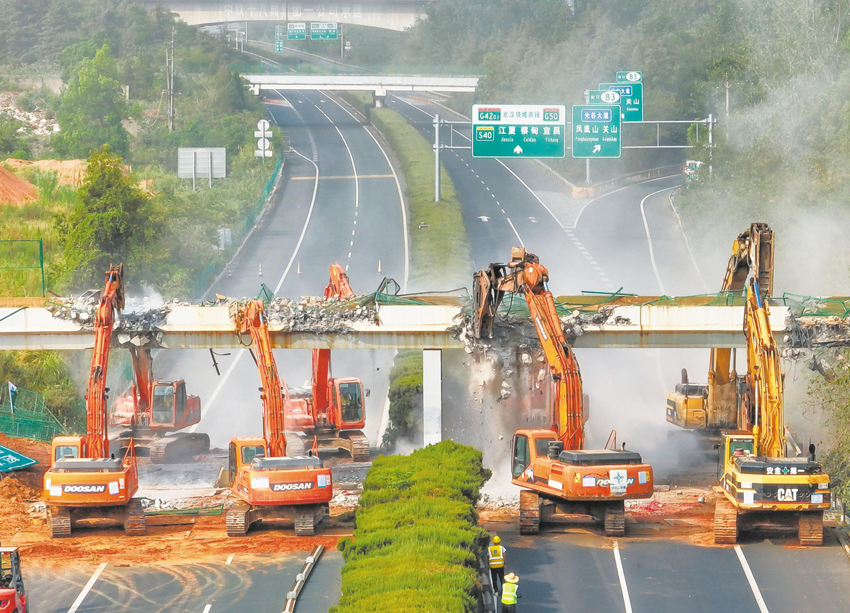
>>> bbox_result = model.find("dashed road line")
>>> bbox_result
[225,554,235,565]
[202,605,212,613]
[639,187,676,294]
[67,563,108,613]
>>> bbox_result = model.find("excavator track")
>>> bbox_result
[226,501,253,537]
[48,506,71,538]
[713,498,739,544]
[123,499,146,536]
[603,501,626,537]
[149,433,211,464]
[798,511,824,546]
[343,431,371,462]
[294,504,328,536]
[519,491,540,535]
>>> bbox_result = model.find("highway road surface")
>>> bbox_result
[28,551,343,613]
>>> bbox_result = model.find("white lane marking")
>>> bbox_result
[202,605,212,613]
[308,95,360,221]
[640,187,675,294]
[574,174,676,228]
[667,190,709,292]
[352,229,356,235]
[506,218,525,247]
[613,542,633,613]
[350,241,354,246]
[226,554,235,565]
[323,91,409,290]
[277,92,317,162]
[495,158,565,229]
[735,546,770,613]
[67,562,108,613]
[190,145,320,432]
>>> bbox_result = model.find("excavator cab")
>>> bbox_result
[51,436,85,463]
[228,438,267,487]
[717,432,755,480]
[0,547,26,613]
[334,379,365,429]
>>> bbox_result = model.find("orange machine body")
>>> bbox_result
[228,438,333,507]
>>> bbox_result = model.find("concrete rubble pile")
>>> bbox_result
[45,295,173,347]
[263,296,378,332]
[0,92,60,135]
[785,312,850,348]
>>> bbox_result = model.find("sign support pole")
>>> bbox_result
[586,159,591,184]
[434,113,441,202]
[708,114,714,175]
[209,151,213,187]
[192,151,196,191]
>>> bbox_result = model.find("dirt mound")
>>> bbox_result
[0,475,40,535]
[0,165,37,204]
[4,158,87,186]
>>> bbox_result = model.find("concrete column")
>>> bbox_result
[422,349,442,446]
[374,88,387,108]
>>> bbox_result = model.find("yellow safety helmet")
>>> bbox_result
[493,535,501,544]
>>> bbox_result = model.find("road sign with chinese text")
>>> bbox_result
[310,22,338,40]
[600,82,643,122]
[471,104,566,158]
[572,105,621,158]
[588,89,621,105]
[616,71,642,83]
[288,22,307,40]
[0,444,37,472]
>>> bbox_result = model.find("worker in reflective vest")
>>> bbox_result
[501,573,522,612]
[488,535,506,594]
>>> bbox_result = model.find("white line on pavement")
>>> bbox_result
[202,605,212,613]
[612,542,633,613]
[573,173,676,228]
[67,562,108,613]
[506,218,525,247]
[190,144,321,432]
[322,91,409,290]
[639,187,675,295]
[666,190,709,292]
[735,546,770,613]
[226,554,235,565]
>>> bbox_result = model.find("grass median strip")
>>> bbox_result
[331,441,491,613]
[370,107,473,291]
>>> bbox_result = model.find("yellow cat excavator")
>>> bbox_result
[713,280,830,545]
[666,223,774,437]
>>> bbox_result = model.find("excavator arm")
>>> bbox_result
[232,300,287,457]
[127,346,154,417]
[86,264,125,458]
[473,248,584,449]
[744,280,785,457]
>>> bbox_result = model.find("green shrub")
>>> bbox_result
[338,91,374,117]
[382,350,423,448]
[332,441,491,613]
[370,107,472,291]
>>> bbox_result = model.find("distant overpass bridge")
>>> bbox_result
[141,0,429,31]
[241,74,478,97]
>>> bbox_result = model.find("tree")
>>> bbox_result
[53,44,130,157]
[0,115,31,158]
[60,145,152,286]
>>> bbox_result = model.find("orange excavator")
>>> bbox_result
[0,546,26,613]
[225,299,333,536]
[285,264,369,462]
[473,248,654,535]
[109,346,210,463]
[43,264,145,537]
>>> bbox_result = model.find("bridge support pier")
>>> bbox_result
[374,88,387,108]
[422,349,442,446]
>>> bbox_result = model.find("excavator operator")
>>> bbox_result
[339,382,363,422]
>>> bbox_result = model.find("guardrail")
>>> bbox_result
[284,544,325,613]
[571,163,683,198]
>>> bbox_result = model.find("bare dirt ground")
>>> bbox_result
[0,165,38,204]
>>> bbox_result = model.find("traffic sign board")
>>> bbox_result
[310,22,338,40]
[588,89,620,105]
[275,24,284,40]
[471,104,566,158]
[0,444,37,472]
[572,105,621,159]
[257,119,270,131]
[600,82,643,122]
[288,22,307,40]
[275,40,284,52]
[616,71,642,83]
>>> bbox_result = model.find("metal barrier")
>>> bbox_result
[0,385,66,442]
[577,163,683,198]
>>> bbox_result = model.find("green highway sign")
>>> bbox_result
[274,25,283,40]
[310,22,338,40]
[288,22,307,41]
[275,40,284,52]
[471,104,566,158]
[600,82,643,122]
[572,105,621,159]
[616,71,642,83]
[588,89,621,105]
[0,444,38,472]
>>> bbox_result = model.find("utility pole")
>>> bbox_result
[166,28,175,132]
[434,114,441,202]
[725,73,731,117]
[340,24,344,60]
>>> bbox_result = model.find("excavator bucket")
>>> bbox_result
[472,265,500,339]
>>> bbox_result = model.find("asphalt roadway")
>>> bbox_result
[387,93,850,612]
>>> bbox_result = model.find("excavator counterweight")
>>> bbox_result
[473,248,653,536]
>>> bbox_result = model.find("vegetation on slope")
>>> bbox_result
[332,441,491,613]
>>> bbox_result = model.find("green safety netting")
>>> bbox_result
[0,386,67,442]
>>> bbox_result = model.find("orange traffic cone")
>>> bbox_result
[258,263,263,277]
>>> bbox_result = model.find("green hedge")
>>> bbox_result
[382,350,423,448]
[370,107,472,291]
[332,441,491,613]
[338,91,374,117]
